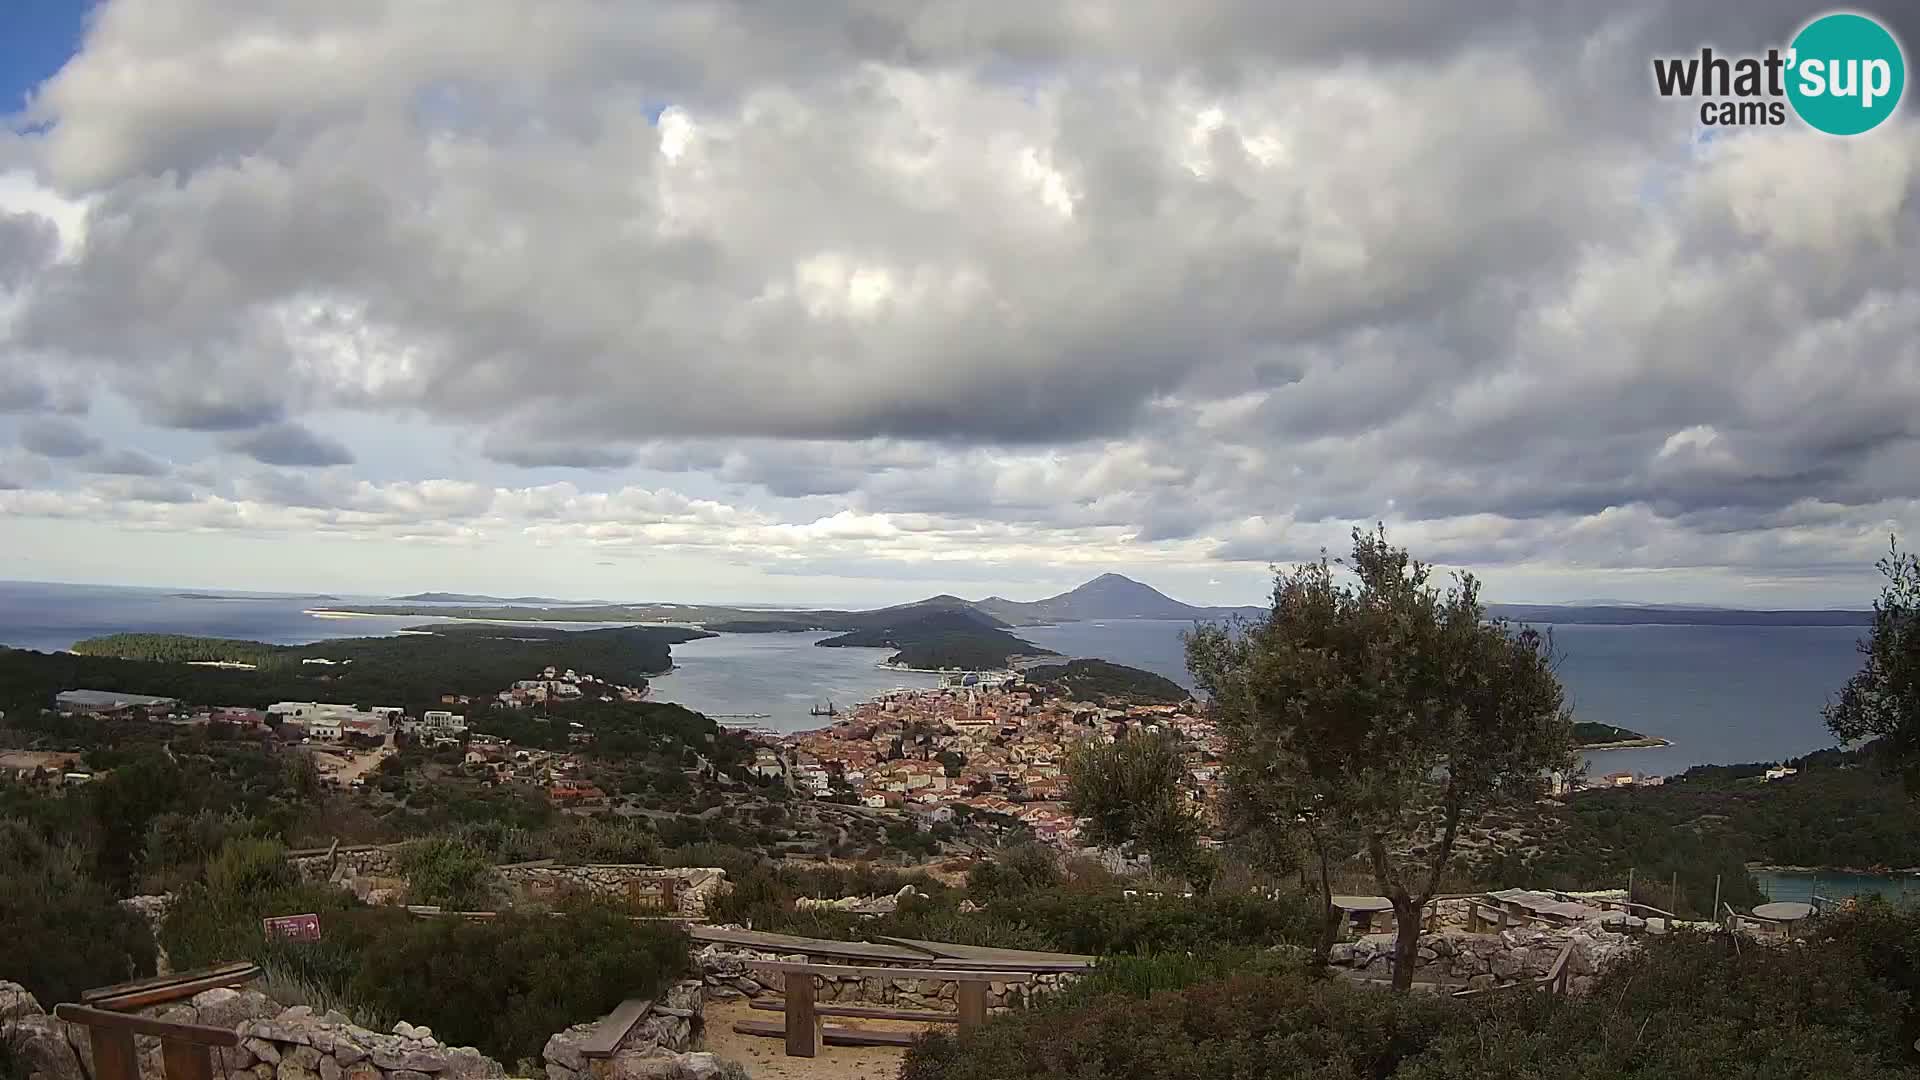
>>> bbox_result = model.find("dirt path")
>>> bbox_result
[700,1000,927,1080]
[311,742,394,786]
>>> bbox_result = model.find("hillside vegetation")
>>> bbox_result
[3,624,708,714]
[1021,659,1189,704]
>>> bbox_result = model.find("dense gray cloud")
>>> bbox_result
[220,422,356,467]
[1,0,1917,602]
[19,417,102,458]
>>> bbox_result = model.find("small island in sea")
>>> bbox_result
[1572,721,1672,750]
[815,609,1057,670]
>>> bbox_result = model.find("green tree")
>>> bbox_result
[1826,537,1920,791]
[1065,731,1201,876]
[1187,527,1574,989]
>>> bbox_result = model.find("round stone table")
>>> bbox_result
[1751,901,1816,938]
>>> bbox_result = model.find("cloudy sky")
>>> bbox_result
[1,2,1916,608]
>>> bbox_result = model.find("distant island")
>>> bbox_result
[1572,721,1672,750]
[1020,659,1190,705]
[322,575,1874,631]
[816,610,1057,670]
[0,623,714,714]
[389,592,608,605]
[175,592,341,602]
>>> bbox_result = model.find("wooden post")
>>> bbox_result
[784,975,817,1058]
[957,980,988,1031]
[660,877,678,913]
[161,1039,215,1080]
[91,1026,140,1080]
[1712,876,1722,923]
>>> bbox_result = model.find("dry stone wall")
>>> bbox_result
[694,940,1073,1012]
[0,985,504,1080]
[1327,926,1633,994]
[285,845,725,919]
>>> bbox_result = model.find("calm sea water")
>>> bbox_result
[0,582,1869,768]
[1753,870,1920,905]
[644,632,941,728]
[1019,619,1867,775]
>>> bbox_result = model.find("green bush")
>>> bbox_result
[401,837,497,910]
[904,910,1920,1080]
[0,818,156,1005]
[904,968,1461,1080]
[348,902,690,1063]
[205,837,296,901]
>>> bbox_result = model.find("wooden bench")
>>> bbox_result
[730,1019,918,1048]
[82,963,263,1011]
[55,1005,239,1080]
[739,962,1036,1058]
[748,1000,957,1023]
[575,998,654,1059]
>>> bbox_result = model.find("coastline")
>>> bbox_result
[1576,737,1674,751]
[1749,863,1920,876]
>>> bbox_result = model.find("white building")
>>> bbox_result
[421,710,468,734]
[270,702,395,740]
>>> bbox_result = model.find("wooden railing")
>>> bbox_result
[54,1005,239,1080]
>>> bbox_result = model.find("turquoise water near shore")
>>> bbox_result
[1752,870,1920,906]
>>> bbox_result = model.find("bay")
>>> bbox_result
[642,632,940,729]
[0,583,1872,771]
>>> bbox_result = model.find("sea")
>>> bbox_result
[0,582,1867,767]
[2,579,1904,895]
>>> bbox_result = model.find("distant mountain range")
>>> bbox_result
[340,575,1872,629]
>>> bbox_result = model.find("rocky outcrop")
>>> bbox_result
[694,940,1072,1011]
[1,983,87,1080]
[542,981,710,1080]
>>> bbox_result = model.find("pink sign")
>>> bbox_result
[262,913,322,943]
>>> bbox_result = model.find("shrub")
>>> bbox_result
[904,912,1920,1080]
[0,820,156,1005]
[401,837,497,910]
[348,902,689,1063]
[903,968,1461,1080]
[205,837,296,902]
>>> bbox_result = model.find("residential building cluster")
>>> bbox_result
[493,666,644,708]
[769,678,1220,848]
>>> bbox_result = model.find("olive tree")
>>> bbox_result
[1825,538,1920,792]
[1187,527,1573,989]
[1064,730,1202,878]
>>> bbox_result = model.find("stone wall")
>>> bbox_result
[286,845,726,919]
[542,981,716,1080]
[1326,926,1633,994]
[497,865,726,921]
[693,941,1073,1013]
[0,984,503,1080]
